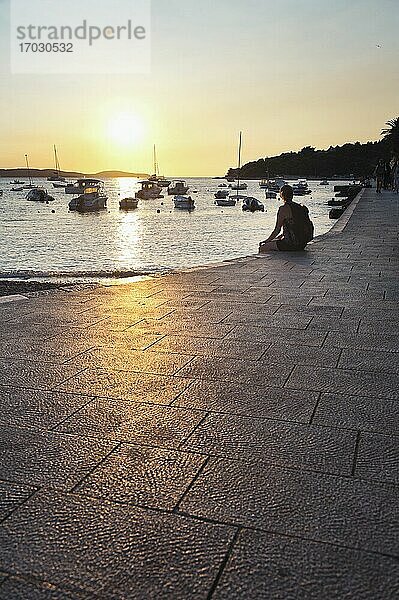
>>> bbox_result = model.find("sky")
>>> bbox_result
[0,0,398,176]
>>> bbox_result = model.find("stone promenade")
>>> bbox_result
[0,189,398,598]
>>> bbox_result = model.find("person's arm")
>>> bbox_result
[261,208,284,243]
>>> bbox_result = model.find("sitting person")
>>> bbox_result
[259,184,314,252]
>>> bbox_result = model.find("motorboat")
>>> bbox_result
[259,179,270,189]
[26,188,55,202]
[242,196,265,212]
[215,189,230,199]
[52,182,67,189]
[265,189,277,199]
[218,183,228,188]
[173,195,195,210]
[65,179,104,195]
[230,182,248,191]
[69,182,107,212]
[268,177,287,192]
[119,197,139,210]
[215,197,237,207]
[11,187,24,192]
[168,180,189,195]
[47,146,66,182]
[11,180,24,185]
[293,179,311,196]
[319,179,329,185]
[135,180,163,200]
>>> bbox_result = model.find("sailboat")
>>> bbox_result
[23,154,36,189]
[48,145,66,183]
[225,132,247,205]
[148,145,171,188]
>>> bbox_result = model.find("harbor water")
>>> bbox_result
[0,178,346,282]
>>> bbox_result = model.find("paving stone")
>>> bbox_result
[179,458,399,555]
[0,577,80,599]
[56,398,205,448]
[176,356,293,387]
[64,348,194,376]
[182,414,355,475]
[307,316,360,333]
[355,433,399,485]
[129,320,235,339]
[174,380,318,422]
[287,365,399,399]
[338,348,399,373]
[149,336,267,360]
[0,359,84,391]
[0,338,95,363]
[313,393,399,435]
[223,313,313,329]
[57,369,193,403]
[264,341,340,367]
[0,490,235,599]
[76,444,205,509]
[226,325,327,347]
[0,481,36,521]
[326,331,399,353]
[0,387,93,430]
[0,425,116,489]
[213,529,399,600]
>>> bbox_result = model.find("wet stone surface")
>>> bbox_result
[0,189,398,597]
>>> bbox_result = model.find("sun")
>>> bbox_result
[108,113,145,147]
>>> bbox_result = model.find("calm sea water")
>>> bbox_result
[0,177,345,282]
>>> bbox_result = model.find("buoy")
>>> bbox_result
[51,210,55,214]
[157,209,160,214]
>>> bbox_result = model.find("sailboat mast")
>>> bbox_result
[153,145,158,177]
[54,145,60,174]
[237,131,242,188]
[25,154,32,186]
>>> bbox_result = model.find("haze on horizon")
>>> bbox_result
[0,0,398,176]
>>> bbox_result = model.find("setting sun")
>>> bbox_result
[108,113,145,147]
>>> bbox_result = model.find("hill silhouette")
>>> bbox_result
[226,139,390,179]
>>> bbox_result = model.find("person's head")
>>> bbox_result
[280,184,294,203]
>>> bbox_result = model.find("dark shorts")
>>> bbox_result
[276,239,306,252]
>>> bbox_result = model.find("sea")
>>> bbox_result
[0,177,346,283]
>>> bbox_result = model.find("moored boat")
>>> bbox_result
[47,146,66,182]
[230,182,248,190]
[215,197,237,207]
[242,196,265,212]
[119,197,139,210]
[173,195,195,210]
[68,182,107,212]
[26,188,55,202]
[319,179,329,185]
[215,189,230,199]
[65,179,104,195]
[168,180,189,195]
[135,180,163,200]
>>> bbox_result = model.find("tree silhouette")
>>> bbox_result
[381,117,399,157]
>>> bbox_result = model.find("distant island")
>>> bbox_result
[226,138,390,180]
[0,169,149,179]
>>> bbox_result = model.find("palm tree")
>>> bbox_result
[381,117,399,157]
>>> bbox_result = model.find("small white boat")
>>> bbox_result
[26,188,55,202]
[173,195,195,210]
[230,182,248,191]
[168,180,189,195]
[65,179,103,195]
[119,197,139,210]
[319,179,329,185]
[259,179,270,189]
[265,189,277,199]
[242,196,265,212]
[215,190,230,199]
[268,177,287,192]
[11,180,24,185]
[135,180,163,200]
[218,183,228,188]
[69,182,107,212]
[11,187,24,192]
